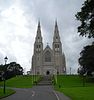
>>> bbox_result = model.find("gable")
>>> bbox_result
[43,45,53,63]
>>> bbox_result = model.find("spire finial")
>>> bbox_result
[54,19,59,34]
[38,20,40,28]
[36,20,41,38]
[55,19,57,27]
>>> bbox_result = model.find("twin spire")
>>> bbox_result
[36,20,60,43]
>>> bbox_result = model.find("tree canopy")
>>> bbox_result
[0,62,23,80]
[76,0,94,76]
[76,0,94,38]
[78,43,94,75]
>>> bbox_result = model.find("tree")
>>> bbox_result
[0,64,5,72]
[0,62,23,80]
[0,64,4,80]
[7,62,23,76]
[78,43,94,75]
[76,0,94,38]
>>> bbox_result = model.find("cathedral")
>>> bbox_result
[31,21,66,75]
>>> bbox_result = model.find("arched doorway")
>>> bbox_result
[46,70,50,75]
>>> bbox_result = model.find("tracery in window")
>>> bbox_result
[45,51,51,62]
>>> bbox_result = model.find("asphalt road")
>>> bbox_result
[1,85,70,100]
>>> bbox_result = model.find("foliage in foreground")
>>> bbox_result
[0,62,23,81]
[78,43,94,76]
[76,0,94,38]
[75,0,94,76]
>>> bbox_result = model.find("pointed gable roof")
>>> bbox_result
[43,44,53,55]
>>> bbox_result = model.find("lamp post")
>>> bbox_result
[3,56,8,94]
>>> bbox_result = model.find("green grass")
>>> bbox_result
[55,75,83,88]
[54,75,94,100]
[0,75,41,88]
[59,87,94,100]
[54,75,94,88]
[0,88,15,99]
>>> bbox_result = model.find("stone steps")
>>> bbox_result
[37,76,52,85]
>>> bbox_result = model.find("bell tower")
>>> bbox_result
[53,21,66,74]
[53,21,62,54]
[32,21,43,75]
[34,21,43,54]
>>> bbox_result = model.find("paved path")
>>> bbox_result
[1,86,70,100]
[1,76,71,100]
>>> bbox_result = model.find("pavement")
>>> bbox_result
[1,76,71,100]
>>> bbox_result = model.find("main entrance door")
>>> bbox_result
[46,71,50,75]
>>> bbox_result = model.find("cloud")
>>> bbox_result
[0,0,93,74]
[0,1,36,71]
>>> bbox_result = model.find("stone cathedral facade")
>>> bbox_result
[31,21,66,75]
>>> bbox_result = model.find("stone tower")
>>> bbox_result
[32,21,43,75]
[53,21,66,74]
[31,21,66,75]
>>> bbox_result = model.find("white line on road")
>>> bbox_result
[32,91,35,97]
[53,91,60,100]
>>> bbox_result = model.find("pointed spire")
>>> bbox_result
[54,20,59,37]
[35,21,42,43]
[53,20,60,42]
[38,20,40,28]
[36,21,41,37]
[55,20,58,28]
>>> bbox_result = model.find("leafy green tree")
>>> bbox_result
[76,0,94,76]
[0,64,4,80]
[76,0,94,38]
[78,43,94,75]
[0,62,23,80]
[0,64,4,71]
[7,62,23,76]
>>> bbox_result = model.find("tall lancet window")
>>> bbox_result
[45,51,51,62]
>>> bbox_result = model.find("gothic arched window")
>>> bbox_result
[45,51,51,62]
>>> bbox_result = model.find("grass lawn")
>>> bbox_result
[59,87,94,100]
[0,75,41,88]
[54,75,94,100]
[0,88,15,99]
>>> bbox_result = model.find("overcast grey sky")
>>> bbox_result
[0,0,93,74]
